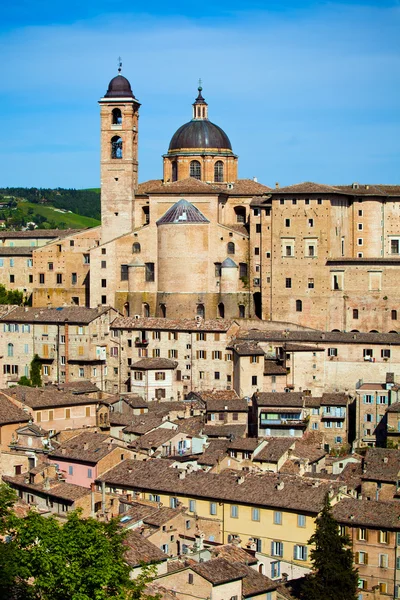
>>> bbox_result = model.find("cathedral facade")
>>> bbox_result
[32,70,400,333]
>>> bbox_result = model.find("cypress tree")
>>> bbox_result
[29,355,42,387]
[301,494,359,600]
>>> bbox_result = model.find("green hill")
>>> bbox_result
[17,202,100,229]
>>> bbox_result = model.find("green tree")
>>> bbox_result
[30,354,42,387]
[17,376,31,387]
[301,495,358,600]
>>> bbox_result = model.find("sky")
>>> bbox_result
[0,0,399,189]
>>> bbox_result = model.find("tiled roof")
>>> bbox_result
[111,316,234,332]
[131,427,177,450]
[189,390,239,402]
[3,386,100,409]
[228,438,262,452]
[98,460,337,513]
[3,474,90,501]
[211,543,257,566]
[120,501,183,528]
[0,247,33,255]
[109,412,132,426]
[48,432,116,464]
[386,402,400,413]
[269,182,340,195]
[255,392,306,408]
[174,416,204,436]
[230,341,265,356]
[332,498,400,529]
[225,179,271,195]
[284,343,324,353]
[136,178,270,197]
[362,448,400,483]
[206,398,248,413]
[320,393,349,406]
[0,229,81,239]
[238,328,400,346]
[203,424,247,439]
[191,558,244,585]
[54,381,100,394]
[358,383,386,391]
[0,394,30,425]
[123,530,168,566]
[197,439,230,466]
[0,306,111,324]
[156,199,209,225]
[292,438,326,464]
[107,394,148,408]
[264,361,287,375]
[131,358,177,370]
[253,438,295,463]
[123,415,164,435]
[238,563,277,596]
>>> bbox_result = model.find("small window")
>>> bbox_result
[285,218,290,227]
[273,511,282,525]
[120,264,129,281]
[190,160,201,180]
[101,261,106,268]
[239,263,248,278]
[227,242,235,255]
[392,310,397,321]
[296,299,302,312]
[256,223,261,233]
[132,243,141,254]
[308,218,313,227]
[308,278,314,289]
[188,573,194,585]
[56,273,63,284]
[317,198,322,205]
[231,505,238,518]
[353,309,359,319]
[210,502,217,515]
[286,278,292,288]
[252,375,258,386]
[71,273,77,284]
[145,263,155,282]
[252,508,260,521]
[297,514,306,527]
[214,160,224,182]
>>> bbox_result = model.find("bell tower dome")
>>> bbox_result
[99,61,141,244]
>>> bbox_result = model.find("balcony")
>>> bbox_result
[135,338,149,347]
[321,410,345,419]
[260,418,306,428]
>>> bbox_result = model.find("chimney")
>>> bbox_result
[383,457,388,464]
[43,477,50,490]
[253,177,258,183]
[237,475,245,485]
[83,442,89,451]
[179,470,186,480]
[276,481,284,491]
[61,448,66,455]
[275,182,280,189]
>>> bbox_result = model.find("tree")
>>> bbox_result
[29,354,42,387]
[17,376,31,387]
[301,495,358,600]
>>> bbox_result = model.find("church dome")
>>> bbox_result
[104,74,135,99]
[168,120,232,152]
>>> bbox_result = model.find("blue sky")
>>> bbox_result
[0,0,399,188]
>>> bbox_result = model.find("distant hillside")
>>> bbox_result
[17,202,100,229]
[0,188,101,220]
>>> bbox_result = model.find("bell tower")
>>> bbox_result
[99,62,140,244]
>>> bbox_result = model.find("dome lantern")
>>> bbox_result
[192,81,208,120]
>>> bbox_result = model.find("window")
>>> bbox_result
[307,242,316,257]
[190,160,201,179]
[317,198,322,204]
[379,583,387,594]
[170,497,177,509]
[308,218,314,227]
[214,160,224,182]
[297,514,306,527]
[358,238,363,246]
[285,218,290,227]
[392,310,398,320]
[254,247,260,255]
[230,505,238,518]
[112,107,122,125]
[256,223,261,233]
[7,343,13,357]
[39,273,45,284]
[271,561,280,578]
[155,372,165,381]
[56,273,62,284]
[358,528,367,541]
[134,372,143,381]
[101,248,106,255]
[188,573,194,585]
[132,242,141,254]
[252,508,260,521]
[101,295,106,304]
[381,349,391,359]
[332,272,344,290]
[78,368,84,378]
[363,349,373,359]
[111,135,123,159]
[215,262,222,277]
[252,375,258,386]
[169,349,178,358]
[391,239,400,254]
[328,348,338,357]
[210,502,217,515]
[48,262,53,271]
[101,261,106,268]
[379,554,388,568]
[189,500,196,513]
[353,309,359,319]
[145,263,155,282]
[197,303,205,318]
[83,254,90,264]
[71,273,77,284]
[358,223,363,230]
[296,299,302,312]
[294,545,308,561]
[185,519,191,530]
[379,530,389,544]
[43,365,49,376]
[161,544,169,554]
[271,541,283,557]
[227,242,235,255]
[285,278,292,288]
[239,305,245,318]
[273,511,282,525]
[120,264,129,281]
[68,466,73,475]
[87,468,92,479]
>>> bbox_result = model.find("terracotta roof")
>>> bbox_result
[238,563,277,596]
[264,361,287,375]
[109,412,132,426]
[228,438,262,452]
[3,474,90,502]
[0,247,33,255]
[123,530,168,566]
[255,392,306,408]
[131,358,177,370]
[328,257,400,265]
[197,439,230,466]
[253,438,295,463]
[225,179,271,195]
[147,400,203,416]
[98,460,338,513]
[280,459,301,475]
[0,229,80,239]
[123,415,164,435]
[16,422,48,436]
[111,316,234,332]
[131,427,178,450]
[203,424,247,439]
[284,343,324,353]
[206,398,248,413]
[174,416,204,436]
[292,439,326,464]
[362,448,400,483]
[120,501,183,528]
[107,394,148,408]
[320,393,349,407]
[3,386,100,410]
[269,182,340,195]
[332,498,400,529]
[358,383,386,391]
[230,341,265,356]
[191,557,244,585]
[387,402,400,413]
[211,543,257,565]
[0,394,30,425]
[54,380,100,394]
[189,390,239,402]
[238,328,400,346]
[0,306,111,324]
[48,432,116,464]
[143,178,224,195]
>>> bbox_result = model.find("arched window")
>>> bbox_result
[239,304,245,318]
[143,303,150,317]
[7,343,13,357]
[190,160,201,180]
[370,330,379,333]
[197,304,205,318]
[296,299,302,312]
[389,330,398,334]
[234,206,246,223]
[111,136,123,159]
[112,108,122,125]
[172,161,178,182]
[218,303,225,318]
[214,161,224,183]
[160,304,166,318]
[123,302,130,317]
[227,242,235,255]
[132,243,141,254]
[392,310,398,321]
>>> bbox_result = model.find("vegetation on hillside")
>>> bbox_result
[0,284,26,305]
[0,188,101,220]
